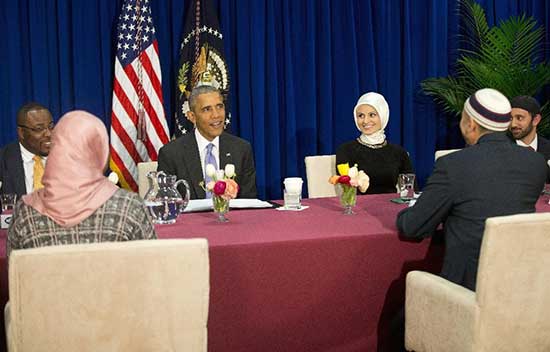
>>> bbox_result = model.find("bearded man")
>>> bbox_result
[509,95,550,162]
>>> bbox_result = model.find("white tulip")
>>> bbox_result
[216,170,225,180]
[224,164,236,178]
[206,164,217,178]
[348,166,358,178]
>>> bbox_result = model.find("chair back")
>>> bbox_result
[434,149,461,161]
[138,161,158,198]
[474,213,550,351]
[304,155,337,198]
[6,239,209,352]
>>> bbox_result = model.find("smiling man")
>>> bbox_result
[0,102,53,197]
[508,95,550,161]
[158,85,257,199]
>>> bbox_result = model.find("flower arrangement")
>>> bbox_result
[329,163,369,214]
[329,163,370,192]
[202,164,239,221]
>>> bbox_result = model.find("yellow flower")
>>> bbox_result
[337,163,350,176]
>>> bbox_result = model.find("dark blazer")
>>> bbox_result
[537,134,550,161]
[397,132,546,291]
[157,131,257,200]
[537,134,550,183]
[0,142,27,197]
[507,132,550,181]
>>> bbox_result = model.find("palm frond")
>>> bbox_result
[459,0,489,54]
[421,77,468,116]
[480,15,542,69]
[422,0,550,121]
[538,102,550,137]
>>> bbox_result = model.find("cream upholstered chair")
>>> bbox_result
[138,161,158,198]
[304,155,337,198]
[405,212,550,352]
[5,239,210,352]
[434,149,461,161]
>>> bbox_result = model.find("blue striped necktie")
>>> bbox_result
[204,143,218,199]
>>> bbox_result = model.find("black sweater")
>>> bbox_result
[336,140,414,194]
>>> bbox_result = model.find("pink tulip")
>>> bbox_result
[213,180,227,195]
[338,175,351,185]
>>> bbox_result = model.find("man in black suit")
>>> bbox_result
[397,88,546,291]
[0,103,53,197]
[158,86,257,199]
[508,95,550,165]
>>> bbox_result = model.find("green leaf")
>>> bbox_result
[459,0,489,54]
[538,102,550,137]
[422,0,550,124]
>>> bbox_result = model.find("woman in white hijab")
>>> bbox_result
[336,92,415,194]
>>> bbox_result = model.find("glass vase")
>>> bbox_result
[213,195,230,222]
[338,184,357,215]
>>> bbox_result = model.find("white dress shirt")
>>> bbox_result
[516,134,538,151]
[19,143,47,194]
[195,129,220,179]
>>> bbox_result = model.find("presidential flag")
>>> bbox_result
[110,0,170,191]
[174,0,230,136]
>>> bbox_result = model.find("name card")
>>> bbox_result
[1,212,13,229]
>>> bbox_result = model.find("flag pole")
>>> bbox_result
[135,0,147,143]
[194,0,201,62]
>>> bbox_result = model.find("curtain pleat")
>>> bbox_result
[1,0,549,199]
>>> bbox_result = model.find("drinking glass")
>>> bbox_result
[397,173,415,200]
[542,184,550,204]
[0,194,17,212]
[283,177,303,209]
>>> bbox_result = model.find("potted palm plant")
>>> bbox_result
[422,0,550,134]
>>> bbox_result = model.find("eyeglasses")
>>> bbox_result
[18,122,55,134]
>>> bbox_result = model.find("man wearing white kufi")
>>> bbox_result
[397,88,546,291]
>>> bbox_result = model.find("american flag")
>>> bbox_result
[109,0,169,192]
[174,0,230,137]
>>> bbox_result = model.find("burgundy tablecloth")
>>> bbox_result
[156,194,444,351]
[1,194,547,351]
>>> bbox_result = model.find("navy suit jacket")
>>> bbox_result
[536,134,550,182]
[157,131,257,200]
[507,132,550,181]
[397,132,546,291]
[537,134,550,161]
[0,142,27,197]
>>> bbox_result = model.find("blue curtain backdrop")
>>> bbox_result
[1,0,549,200]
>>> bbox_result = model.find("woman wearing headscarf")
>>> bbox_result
[8,111,156,257]
[336,92,415,194]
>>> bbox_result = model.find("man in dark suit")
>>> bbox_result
[397,88,546,291]
[0,103,53,197]
[158,86,257,199]
[508,95,550,165]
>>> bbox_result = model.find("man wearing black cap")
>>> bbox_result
[397,88,546,291]
[509,95,550,163]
